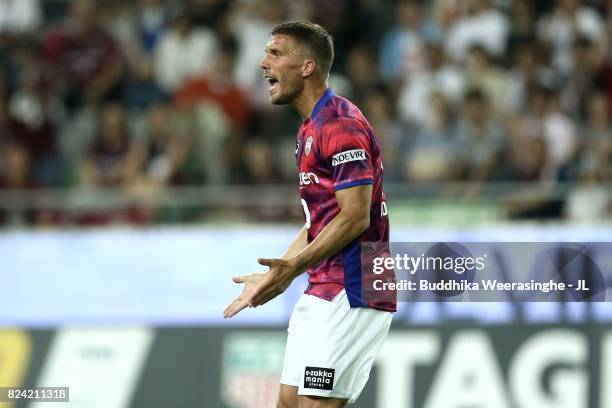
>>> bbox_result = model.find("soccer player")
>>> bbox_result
[223,22,395,408]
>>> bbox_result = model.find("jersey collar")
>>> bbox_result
[310,88,334,120]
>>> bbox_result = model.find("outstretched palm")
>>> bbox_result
[223,273,266,318]
[224,257,301,318]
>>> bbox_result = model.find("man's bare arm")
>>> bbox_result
[249,185,372,307]
[282,225,308,259]
[223,224,308,318]
[292,185,370,273]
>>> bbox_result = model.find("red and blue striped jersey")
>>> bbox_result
[296,88,396,312]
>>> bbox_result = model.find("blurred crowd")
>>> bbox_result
[0,0,610,224]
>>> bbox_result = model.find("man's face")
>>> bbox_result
[259,34,306,105]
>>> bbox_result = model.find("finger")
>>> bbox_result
[223,299,237,317]
[232,275,247,283]
[248,279,276,307]
[257,258,274,267]
[225,298,250,318]
[223,297,241,316]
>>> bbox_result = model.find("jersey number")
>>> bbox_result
[301,199,311,228]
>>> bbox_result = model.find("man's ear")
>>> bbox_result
[302,59,316,79]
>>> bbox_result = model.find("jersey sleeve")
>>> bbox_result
[321,117,374,191]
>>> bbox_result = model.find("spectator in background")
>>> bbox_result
[327,0,391,70]
[228,0,285,107]
[188,0,233,30]
[398,42,464,127]
[154,12,219,92]
[463,45,507,116]
[345,45,381,104]
[136,0,172,55]
[241,137,282,184]
[42,0,124,111]
[404,92,461,182]
[431,0,462,30]
[133,103,193,188]
[9,45,64,187]
[566,92,612,221]
[564,36,612,120]
[537,0,605,77]
[174,40,249,131]
[455,88,504,181]
[578,92,612,181]
[503,96,568,220]
[503,135,568,219]
[101,0,139,64]
[0,36,19,96]
[0,0,41,36]
[102,0,172,72]
[379,0,439,83]
[504,42,555,115]
[0,140,29,190]
[0,90,31,190]
[508,85,577,181]
[123,58,168,112]
[120,102,199,224]
[0,81,62,225]
[80,103,140,187]
[0,61,64,225]
[505,0,535,55]
[445,0,509,62]
[506,86,549,180]
[174,40,248,184]
[541,88,578,180]
[503,136,548,182]
[362,86,408,182]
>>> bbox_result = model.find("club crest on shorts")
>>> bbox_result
[304,366,335,390]
[305,136,313,156]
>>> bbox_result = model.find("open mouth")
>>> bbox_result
[265,75,279,92]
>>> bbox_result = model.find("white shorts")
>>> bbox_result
[280,289,392,404]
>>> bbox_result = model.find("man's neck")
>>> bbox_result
[292,82,328,120]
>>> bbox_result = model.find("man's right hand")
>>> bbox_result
[223,273,266,318]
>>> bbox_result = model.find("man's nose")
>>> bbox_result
[259,55,269,70]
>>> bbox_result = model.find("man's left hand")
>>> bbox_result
[249,257,301,307]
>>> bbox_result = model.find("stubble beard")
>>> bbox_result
[270,79,303,106]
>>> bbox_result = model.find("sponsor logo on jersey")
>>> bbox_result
[305,136,314,156]
[331,149,366,167]
[299,172,319,186]
[304,366,335,390]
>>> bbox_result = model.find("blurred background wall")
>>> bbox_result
[0,0,611,407]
